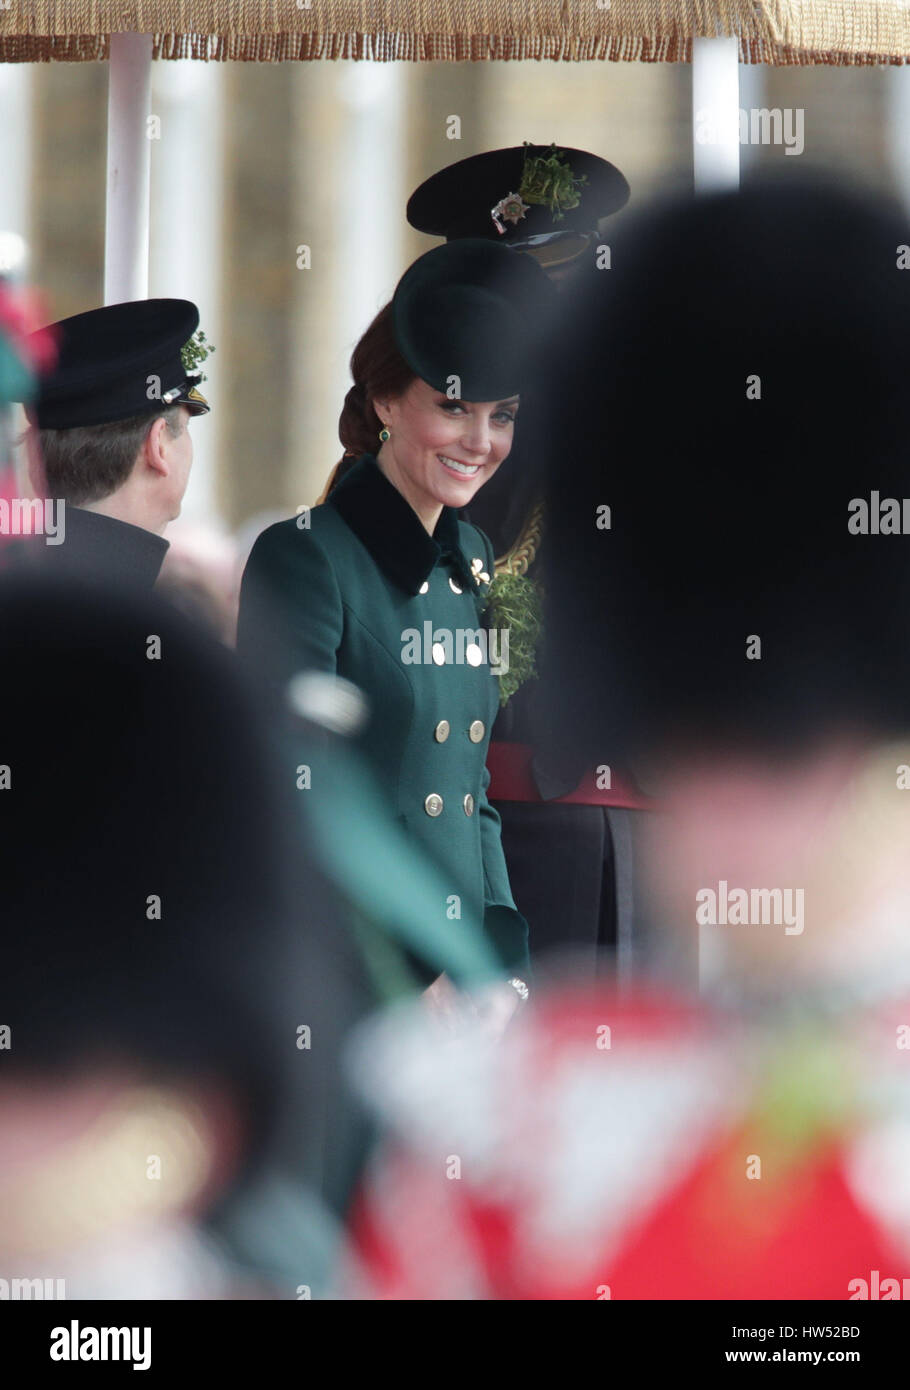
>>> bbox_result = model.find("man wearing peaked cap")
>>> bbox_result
[407,142,629,277]
[19,298,210,589]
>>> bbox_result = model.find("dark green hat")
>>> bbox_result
[391,239,555,402]
[23,298,210,429]
[407,143,630,268]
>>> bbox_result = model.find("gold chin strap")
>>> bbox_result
[494,498,544,578]
[523,234,593,270]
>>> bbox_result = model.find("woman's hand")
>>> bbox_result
[422,974,525,1042]
[422,973,465,1033]
[471,980,523,1042]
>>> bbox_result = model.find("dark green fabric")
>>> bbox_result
[302,731,501,989]
[238,454,530,977]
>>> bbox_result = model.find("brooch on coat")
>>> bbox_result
[470,556,491,588]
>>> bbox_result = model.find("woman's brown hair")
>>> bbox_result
[336,301,415,467]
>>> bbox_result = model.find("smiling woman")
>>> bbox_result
[372,377,519,531]
[238,239,556,1008]
[332,296,522,520]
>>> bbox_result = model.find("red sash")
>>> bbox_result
[486,741,655,811]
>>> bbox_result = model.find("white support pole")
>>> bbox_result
[105,33,153,304]
[150,58,224,522]
[691,35,740,995]
[692,36,741,194]
[0,62,32,278]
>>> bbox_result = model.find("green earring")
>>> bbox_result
[379,426,390,443]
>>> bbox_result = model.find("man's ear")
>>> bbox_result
[143,416,170,478]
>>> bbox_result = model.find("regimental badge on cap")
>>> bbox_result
[491,193,531,236]
[161,374,210,413]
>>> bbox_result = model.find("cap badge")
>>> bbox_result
[490,192,530,236]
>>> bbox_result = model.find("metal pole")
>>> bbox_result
[691,35,740,996]
[105,33,153,303]
[692,35,741,193]
[150,57,223,521]
[0,62,31,270]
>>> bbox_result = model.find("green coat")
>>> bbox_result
[237,453,529,977]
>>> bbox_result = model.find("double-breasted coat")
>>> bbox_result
[237,453,530,979]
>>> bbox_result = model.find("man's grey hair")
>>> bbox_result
[34,406,183,506]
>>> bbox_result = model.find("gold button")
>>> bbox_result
[468,719,485,743]
[463,794,475,816]
[466,644,483,666]
[425,793,444,817]
[419,581,429,595]
[448,576,463,594]
[432,642,446,665]
[434,719,450,742]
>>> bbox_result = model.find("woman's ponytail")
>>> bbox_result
[334,302,415,482]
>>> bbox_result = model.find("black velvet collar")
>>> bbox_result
[327,453,478,596]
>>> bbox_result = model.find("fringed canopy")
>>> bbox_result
[1,1,909,66]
